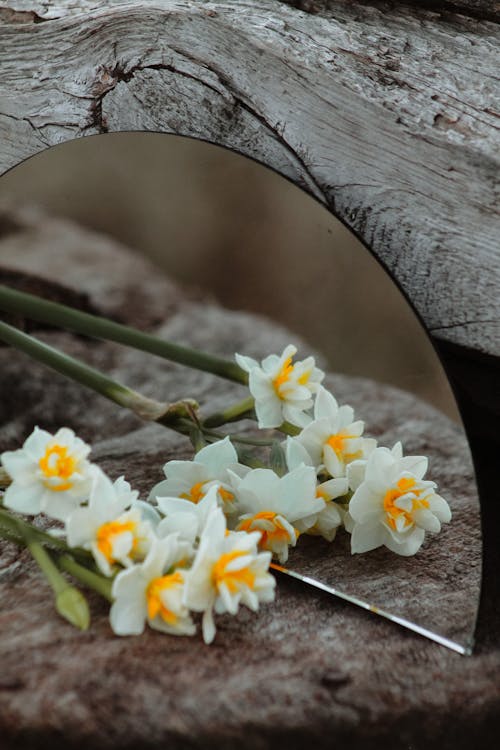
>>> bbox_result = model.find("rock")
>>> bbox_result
[0,207,494,750]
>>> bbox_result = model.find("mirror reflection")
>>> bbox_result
[0,133,481,652]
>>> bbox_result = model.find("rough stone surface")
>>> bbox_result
[0,211,494,750]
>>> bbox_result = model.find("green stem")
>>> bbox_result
[201,428,273,447]
[278,421,301,436]
[0,320,198,426]
[20,526,90,630]
[0,525,24,546]
[0,285,247,384]
[26,536,68,594]
[57,554,114,602]
[203,396,255,428]
[0,518,112,601]
[0,508,92,562]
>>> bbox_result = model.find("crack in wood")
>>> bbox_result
[92,53,329,203]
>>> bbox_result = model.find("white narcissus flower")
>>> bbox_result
[183,506,276,644]
[156,484,219,546]
[348,442,452,556]
[296,387,376,478]
[1,426,93,521]
[285,437,348,542]
[232,465,325,562]
[110,534,195,637]
[149,437,246,514]
[235,344,324,429]
[66,469,156,576]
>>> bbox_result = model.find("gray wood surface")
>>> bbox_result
[0,0,498,358]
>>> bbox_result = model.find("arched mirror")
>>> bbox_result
[0,133,481,656]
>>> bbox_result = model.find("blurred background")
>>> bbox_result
[0,132,460,421]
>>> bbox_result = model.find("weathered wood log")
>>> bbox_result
[0,206,492,750]
[283,1,500,23]
[0,0,498,359]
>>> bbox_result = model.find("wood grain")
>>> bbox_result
[0,0,498,360]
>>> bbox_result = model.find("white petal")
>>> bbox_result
[398,455,428,480]
[3,482,41,514]
[337,404,355,426]
[0,451,35,483]
[238,469,278,505]
[112,566,145,599]
[157,496,195,516]
[320,477,349,500]
[385,527,425,556]
[131,500,161,526]
[283,405,312,428]
[161,460,207,484]
[349,485,383,523]
[66,506,99,547]
[89,468,124,514]
[234,353,258,373]
[202,607,216,644]
[254,396,283,429]
[351,522,385,553]
[41,490,81,522]
[23,427,52,460]
[249,369,275,400]
[391,442,403,460]
[218,582,239,615]
[346,460,367,492]
[195,436,238,476]
[112,531,134,561]
[157,514,198,544]
[285,437,314,471]
[313,386,338,421]
[110,598,147,635]
[428,493,452,523]
[365,448,395,491]
[413,509,441,533]
[323,444,344,478]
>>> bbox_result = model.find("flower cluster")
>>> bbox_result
[0,344,452,641]
[0,428,275,644]
[146,346,451,563]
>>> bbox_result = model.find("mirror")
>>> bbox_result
[0,133,481,653]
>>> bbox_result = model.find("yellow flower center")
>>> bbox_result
[39,444,77,491]
[297,370,311,385]
[272,356,294,395]
[218,486,234,504]
[212,550,255,594]
[237,511,298,550]
[326,433,362,463]
[96,520,137,562]
[180,481,206,504]
[383,477,429,531]
[146,571,183,624]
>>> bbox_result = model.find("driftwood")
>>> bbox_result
[0,0,498,359]
[0,207,492,750]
